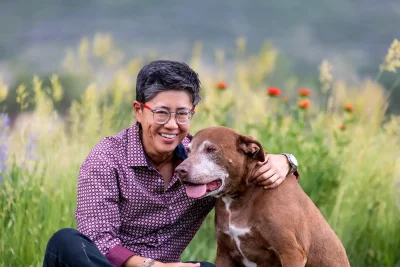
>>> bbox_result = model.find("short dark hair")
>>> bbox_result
[136,60,201,106]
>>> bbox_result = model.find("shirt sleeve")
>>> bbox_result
[74,140,135,267]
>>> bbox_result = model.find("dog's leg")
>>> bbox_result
[215,243,237,267]
[276,246,307,267]
[215,254,236,267]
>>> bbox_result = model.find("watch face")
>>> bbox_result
[289,154,298,167]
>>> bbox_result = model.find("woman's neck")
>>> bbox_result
[145,150,173,170]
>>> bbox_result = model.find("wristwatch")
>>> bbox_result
[282,153,298,174]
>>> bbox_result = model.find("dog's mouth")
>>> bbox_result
[184,180,222,199]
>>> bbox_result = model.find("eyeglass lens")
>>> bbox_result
[153,110,192,124]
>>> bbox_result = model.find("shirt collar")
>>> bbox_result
[126,122,188,168]
[126,122,148,167]
[174,142,188,161]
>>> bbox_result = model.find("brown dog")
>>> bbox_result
[176,126,350,267]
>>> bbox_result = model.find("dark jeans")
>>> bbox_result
[43,228,216,267]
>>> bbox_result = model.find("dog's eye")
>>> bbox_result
[206,147,216,152]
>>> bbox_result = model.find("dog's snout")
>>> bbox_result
[175,165,189,178]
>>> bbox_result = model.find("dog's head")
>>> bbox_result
[176,126,265,199]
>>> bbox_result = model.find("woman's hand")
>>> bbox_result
[125,256,201,267]
[251,154,290,189]
[155,262,200,267]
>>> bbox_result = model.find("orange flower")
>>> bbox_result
[344,104,353,112]
[339,123,346,130]
[298,99,310,109]
[267,87,281,97]
[216,82,227,90]
[282,96,289,103]
[298,88,311,97]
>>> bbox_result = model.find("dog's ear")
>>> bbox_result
[238,135,265,162]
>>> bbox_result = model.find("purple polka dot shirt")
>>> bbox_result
[74,123,216,267]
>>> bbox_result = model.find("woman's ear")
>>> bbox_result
[133,101,142,123]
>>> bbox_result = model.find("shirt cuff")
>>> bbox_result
[106,244,135,267]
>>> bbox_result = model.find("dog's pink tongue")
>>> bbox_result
[185,184,207,198]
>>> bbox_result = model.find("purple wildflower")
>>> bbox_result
[25,133,38,161]
[0,113,10,182]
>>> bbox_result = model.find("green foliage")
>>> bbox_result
[0,35,400,267]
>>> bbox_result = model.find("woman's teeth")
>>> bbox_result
[161,133,177,139]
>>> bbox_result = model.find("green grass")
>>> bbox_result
[1,35,400,267]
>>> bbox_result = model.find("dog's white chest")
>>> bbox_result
[222,197,257,267]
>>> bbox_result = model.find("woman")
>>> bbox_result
[42,60,299,267]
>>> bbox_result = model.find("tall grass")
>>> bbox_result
[0,34,399,267]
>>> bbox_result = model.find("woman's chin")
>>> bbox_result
[155,142,178,155]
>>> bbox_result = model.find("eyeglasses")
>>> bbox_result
[139,102,195,125]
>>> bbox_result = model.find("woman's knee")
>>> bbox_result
[200,262,216,267]
[47,228,80,247]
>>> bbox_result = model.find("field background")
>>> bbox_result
[1,1,400,266]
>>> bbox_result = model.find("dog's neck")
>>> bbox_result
[220,159,261,199]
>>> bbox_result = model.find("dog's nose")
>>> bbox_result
[175,165,188,178]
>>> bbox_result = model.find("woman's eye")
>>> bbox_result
[155,110,169,115]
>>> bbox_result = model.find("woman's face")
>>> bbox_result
[134,90,193,159]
